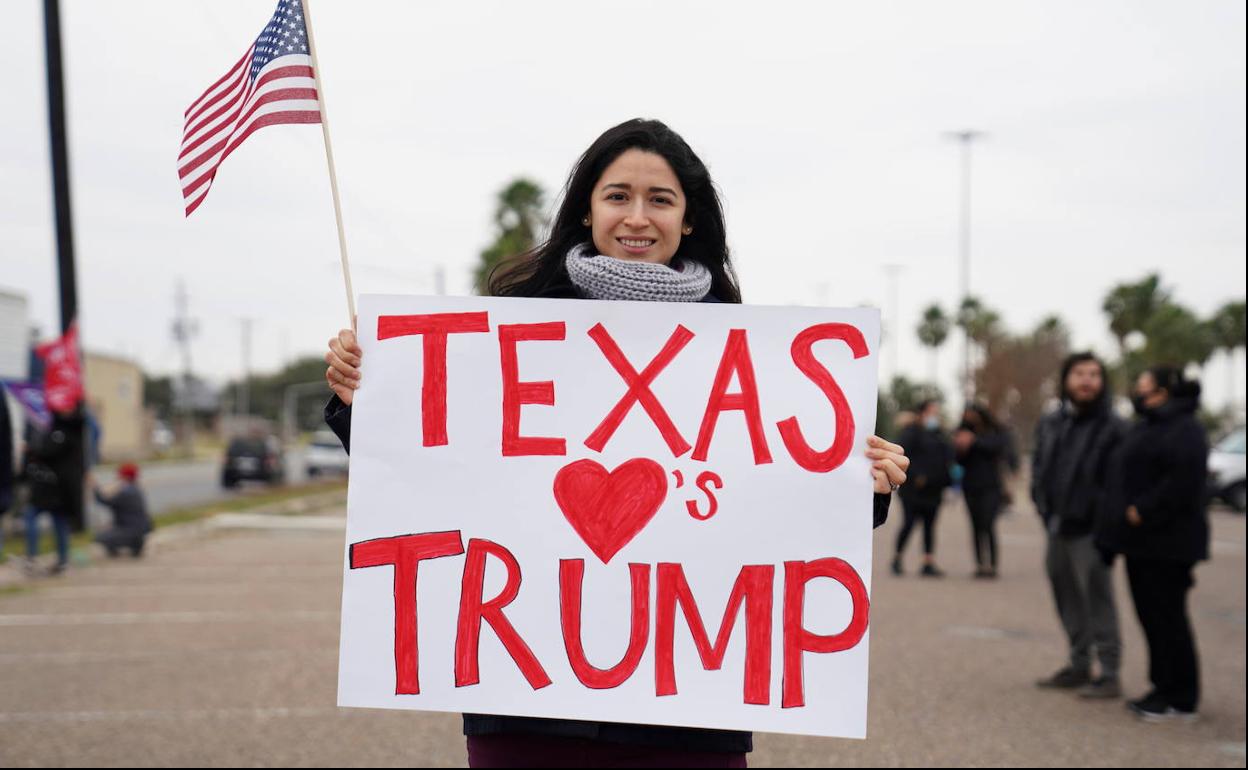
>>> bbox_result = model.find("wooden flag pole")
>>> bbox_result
[301,0,356,325]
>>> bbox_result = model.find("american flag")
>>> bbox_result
[179,0,321,216]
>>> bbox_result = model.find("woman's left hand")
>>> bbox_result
[867,435,909,494]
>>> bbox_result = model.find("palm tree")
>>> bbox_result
[916,304,950,384]
[474,178,547,293]
[955,297,1002,399]
[1102,274,1168,356]
[1210,300,1246,409]
[1139,302,1217,370]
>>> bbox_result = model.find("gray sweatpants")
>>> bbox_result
[1045,533,1121,678]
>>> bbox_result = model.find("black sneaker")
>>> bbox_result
[891,557,903,576]
[1036,666,1091,689]
[1078,677,1122,699]
[1128,693,1171,722]
[919,564,945,578]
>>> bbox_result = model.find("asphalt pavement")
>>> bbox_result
[100,449,319,517]
[0,495,1243,767]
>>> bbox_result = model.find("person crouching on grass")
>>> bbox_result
[322,118,911,768]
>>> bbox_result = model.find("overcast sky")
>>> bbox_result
[2,0,1245,407]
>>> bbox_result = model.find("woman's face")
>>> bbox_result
[1134,372,1168,408]
[588,148,688,265]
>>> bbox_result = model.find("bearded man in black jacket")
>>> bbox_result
[1031,353,1125,698]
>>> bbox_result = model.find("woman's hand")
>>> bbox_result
[325,328,362,405]
[868,435,909,494]
[1126,505,1142,527]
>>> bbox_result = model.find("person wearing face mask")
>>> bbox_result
[1031,353,1125,698]
[321,119,911,768]
[1098,366,1209,723]
[953,403,1015,579]
[892,399,953,577]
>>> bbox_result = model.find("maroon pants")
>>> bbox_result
[466,735,748,768]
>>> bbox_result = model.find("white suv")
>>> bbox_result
[1208,427,1246,512]
[305,430,349,478]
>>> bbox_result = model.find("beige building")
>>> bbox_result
[84,352,146,462]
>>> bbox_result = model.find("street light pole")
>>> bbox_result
[882,263,905,386]
[946,129,985,400]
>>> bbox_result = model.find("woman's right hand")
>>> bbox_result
[325,328,362,405]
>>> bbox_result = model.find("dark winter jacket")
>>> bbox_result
[1032,395,1127,537]
[94,482,152,535]
[21,410,86,529]
[896,423,953,507]
[0,390,13,513]
[1097,394,1210,563]
[956,425,1015,495]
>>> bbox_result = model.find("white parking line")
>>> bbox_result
[0,647,338,665]
[0,706,359,724]
[0,610,337,626]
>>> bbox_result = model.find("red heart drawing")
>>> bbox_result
[553,458,668,564]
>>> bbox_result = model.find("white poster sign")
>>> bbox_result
[337,294,880,738]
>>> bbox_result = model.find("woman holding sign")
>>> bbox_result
[324,119,909,768]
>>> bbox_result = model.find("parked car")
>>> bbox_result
[305,430,349,478]
[221,435,285,488]
[150,420,174,452]
[1208,427,1246,512]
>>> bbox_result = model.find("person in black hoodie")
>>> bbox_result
[892,399,953,577]
[0,389,13,557]
[954,403,1016,579]
[20,402,86,575]
[1098,365,1209,722]
[321,119,910,768]
[1032,352,1125,698]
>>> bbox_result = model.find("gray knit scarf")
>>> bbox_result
[564,243,712,302]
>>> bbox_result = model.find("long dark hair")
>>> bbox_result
[962,402,1003,433]
[1144,365,1202,401]
[488,119,742,303]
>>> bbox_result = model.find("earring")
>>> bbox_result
[582,216,591,227]
[682,226,693,235]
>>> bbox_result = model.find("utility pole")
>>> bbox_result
[238,318,253,417]
[171,281,199,456]
[945,129,985,400]
[882,263,905,386]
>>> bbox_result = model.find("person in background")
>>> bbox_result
[20,401,86,575]
[1099,365,1209,722]
[0,388,13,560]
[893,399,953,577]
[954,403,1016,579]
[1032,352,1125,698]
[92,463,152,558]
